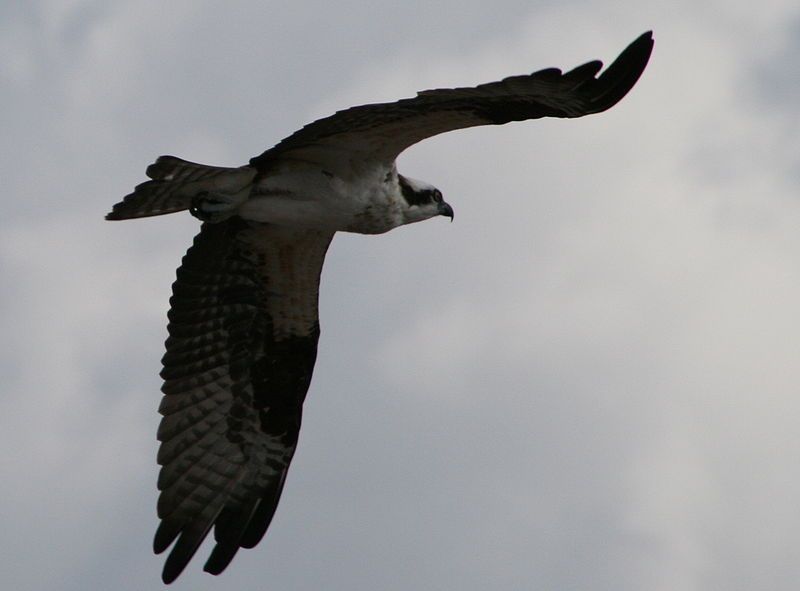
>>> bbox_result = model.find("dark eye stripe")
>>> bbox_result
[399,174,434,207]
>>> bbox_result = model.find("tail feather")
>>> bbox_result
[106,156,256,221]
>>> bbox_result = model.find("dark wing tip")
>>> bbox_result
[586,30,654,113]
[153,520,180,555]
[200,503,256,576]
[202,544,241,576]
[154,521,193,585]
[159,524,215,585]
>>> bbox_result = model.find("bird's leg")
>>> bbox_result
[190,191,247,223]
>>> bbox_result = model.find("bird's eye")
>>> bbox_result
[432,190,443,203]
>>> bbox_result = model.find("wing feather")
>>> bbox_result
[249,32,653,172]
[154,218,333,583]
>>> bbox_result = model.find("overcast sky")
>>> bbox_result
[2,1,799,590]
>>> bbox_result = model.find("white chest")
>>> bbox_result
[238,165,405,234]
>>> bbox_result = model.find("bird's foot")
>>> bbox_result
[190,191,245,223]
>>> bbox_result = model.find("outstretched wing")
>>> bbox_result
[249,31,653,173]
[154,219,333,583]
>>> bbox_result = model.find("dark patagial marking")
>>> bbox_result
[250,330,319,445]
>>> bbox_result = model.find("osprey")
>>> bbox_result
[108,32,653,583]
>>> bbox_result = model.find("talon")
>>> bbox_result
[189,191,242,223]
[189,192,212,221]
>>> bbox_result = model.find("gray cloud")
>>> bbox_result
[2,1,800,590]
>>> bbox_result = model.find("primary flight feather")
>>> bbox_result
[108,31,653,583]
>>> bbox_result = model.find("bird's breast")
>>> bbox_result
[239,169,404,234]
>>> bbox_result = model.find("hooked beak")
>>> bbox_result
[438,201,454,222]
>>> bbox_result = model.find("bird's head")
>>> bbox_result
[398,174,454,225]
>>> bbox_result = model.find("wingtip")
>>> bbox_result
[202,544,241,577]
[630,30,655,57]
[160,549,186,585]
[626,30,655,56]
[584,29,654,113]
[626,30,655,77]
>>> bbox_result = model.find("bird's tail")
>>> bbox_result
[106,156,257,220]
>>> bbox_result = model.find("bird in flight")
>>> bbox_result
[108,31,653,583]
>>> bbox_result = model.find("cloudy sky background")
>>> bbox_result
[2,1,799,589]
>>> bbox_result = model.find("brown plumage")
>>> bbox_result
[107,31,653,583]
